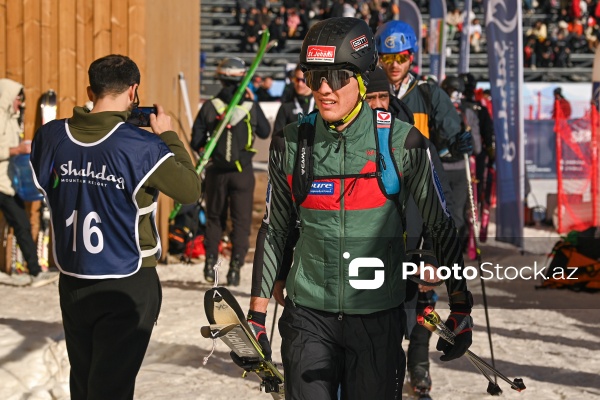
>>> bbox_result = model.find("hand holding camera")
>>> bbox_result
[127,104,172,135]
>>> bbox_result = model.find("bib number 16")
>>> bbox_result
[66,210,104,254]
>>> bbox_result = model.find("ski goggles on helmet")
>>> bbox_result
[304,69,356,91]
[380,52,411,65]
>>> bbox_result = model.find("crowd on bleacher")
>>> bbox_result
[523,0,600,69]
[230,0,600,74]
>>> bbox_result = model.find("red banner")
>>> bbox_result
[554,103,599,232]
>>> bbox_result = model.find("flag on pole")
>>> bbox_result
[428,0,447,83]
[484,0,524,248]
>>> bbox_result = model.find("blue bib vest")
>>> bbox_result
[31,120,173,278]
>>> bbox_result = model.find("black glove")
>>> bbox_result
[436,311,473,361]
[448,131,473,160]
[455,130,474,155]
[247,310,272,361]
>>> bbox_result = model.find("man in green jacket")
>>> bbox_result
[30,54,201,400]
[249,18,473,399]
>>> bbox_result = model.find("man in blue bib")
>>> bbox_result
[30,54,201,400]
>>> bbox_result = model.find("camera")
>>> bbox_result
[127,106,156,127]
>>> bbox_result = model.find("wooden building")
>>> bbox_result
[0,0,200,268]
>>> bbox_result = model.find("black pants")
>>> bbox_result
[203,166,255,262]
[279,298,405,400]
[59,267,162,400]
[0,193,40,275]
[407,291,437,372]
[443,168,469,242]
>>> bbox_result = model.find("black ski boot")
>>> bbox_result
[227,257,242,287]
[409,365,432,399]
[204,255,216,283]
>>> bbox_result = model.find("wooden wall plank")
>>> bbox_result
[23,0,42,140]
[41,0,59,112]
[59,0,77,114]
[0,0,7,77]
[5,0,23,83]
[93,1,111,59]
[145,0,199,260]
[111,0,128,55]
[128,0,146,100]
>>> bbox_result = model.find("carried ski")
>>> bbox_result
[417,306,526,396]
[170,30,277,220]
[201,286,284,399]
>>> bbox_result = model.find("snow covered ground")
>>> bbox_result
[1,224,599,400]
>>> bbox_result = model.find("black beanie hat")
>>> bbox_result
[366,67,390,94]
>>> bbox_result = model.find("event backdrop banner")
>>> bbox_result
[484,0,524,247]
[428,0,447,83]
[397,0,423,74]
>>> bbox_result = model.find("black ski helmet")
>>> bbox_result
[216,57,247,82]
[441,75,465,97]
[300,17,377,77]
[458,73,477,97]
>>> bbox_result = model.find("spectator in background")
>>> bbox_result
[257,6,272,31]
[553,30,571,67]
[269,15,288,53]
[469,17,483,53]
[343,1,357,17]
[539,38,555,67]
[446,8,462,40]
[273,65,314,135]
[256,76,278,101]
[585,16,600,50]
[0,79,58,287]
[286,7,301,38]
[527,20,548,42]
[524,35,538,68]
[241,17,260,52]
[552,87,572,119]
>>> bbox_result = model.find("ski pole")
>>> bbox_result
[270,302,278,341]
[170,31,277,221]
[418,306,526,394]
[464,153,497,382]
[178,72,194,132]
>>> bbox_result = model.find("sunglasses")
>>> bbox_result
[293,76,306,84]
[380,53,411,65]
[304,69,356,91]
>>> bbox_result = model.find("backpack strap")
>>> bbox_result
[373,110,400,197]
[291,111,318,207]
[210,98,257,160]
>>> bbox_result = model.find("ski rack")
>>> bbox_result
[418,306,526,396]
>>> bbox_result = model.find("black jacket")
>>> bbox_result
[191,85,271,170]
